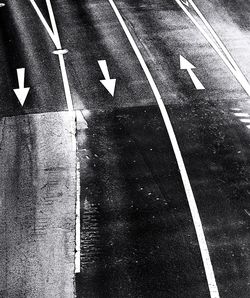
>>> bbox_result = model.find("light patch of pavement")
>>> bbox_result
[0,111,77,297]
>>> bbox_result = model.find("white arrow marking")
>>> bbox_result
[175,0,250,97]
[180,55,205,90]
[98,60,116,96]
[108,1,219,297]
[13,68,30,106]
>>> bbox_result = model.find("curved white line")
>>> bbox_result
[108,1,220,297]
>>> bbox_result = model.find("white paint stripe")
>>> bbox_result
[31,0,74,111]
[234,113,249,117]
[240,119,250,123]
[230,108,241,112]
[30,0,60,48]
[175,0,250,97]
[75,160,81,273]
[108,1,220,297]
[246,125,250,129]
[58,53,74,111]
[45,0,61,49]
[189,0,238,71]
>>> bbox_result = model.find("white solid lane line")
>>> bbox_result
[45,0,61,48]
[188,0,239,72]
[175,0,250,97]
[75,159,81,274]
[108,1,220,297]
[57,53,74,111]
[30,0,74,111]
[30,0,60,49]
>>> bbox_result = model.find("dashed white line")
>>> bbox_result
[108,1,220,297]
[234,113,249,117]
[230,108,242,112]
[240,119,250,123]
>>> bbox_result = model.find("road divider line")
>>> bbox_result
[56,51,74,111]
[175,0,250,97]
[30,0,73,111]
[108,1,220,297]
[45,0,61,48]
[30,0,60,48]
[188,0,238,71]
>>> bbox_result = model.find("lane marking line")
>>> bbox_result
[45,0,61,48]
[30,0,60,48]
[234,113,249,117]
[175,0,250,97]
[230,108,241,112]
[240,119,250,123]
[108,1,220,297]
[30,0,73,111]
[56,52,74,111]
[75,159,81,273]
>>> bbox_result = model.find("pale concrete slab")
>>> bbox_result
[0,111,77,298]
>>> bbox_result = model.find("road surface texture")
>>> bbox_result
[1,0,250,297]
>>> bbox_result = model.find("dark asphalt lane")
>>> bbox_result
[1,0,250,297]
[76,106,210,298]
[73,1,250,297]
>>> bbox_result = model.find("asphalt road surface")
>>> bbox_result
[1,0,250,297]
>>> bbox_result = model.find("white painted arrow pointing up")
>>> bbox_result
[180,55,205,90]
[13,68,30,106]
[98,60,116,96]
